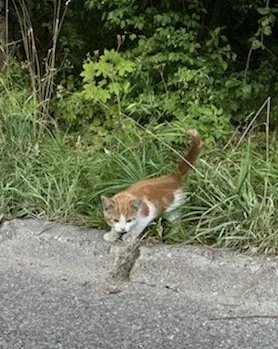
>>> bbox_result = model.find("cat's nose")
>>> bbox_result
[119,228,126,233]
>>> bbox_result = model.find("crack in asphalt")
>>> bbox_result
[109,240,141,281]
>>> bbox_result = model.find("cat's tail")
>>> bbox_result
[177,129,202,175]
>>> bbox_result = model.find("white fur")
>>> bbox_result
[113,214,134,233]
[103,228,120,242]
[122,199,157,242]
[104,214,135,242]
[164,189,185,221]
[104,191,185,242]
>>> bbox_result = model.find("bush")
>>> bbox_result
[53,0,278,143]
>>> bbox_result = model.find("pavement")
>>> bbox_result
[0,219,278,349]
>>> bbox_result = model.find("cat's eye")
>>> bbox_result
[126,219,132,223]
[113,219,119,223]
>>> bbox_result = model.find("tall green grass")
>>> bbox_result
[0,84,277,253]
[165,143,278,253]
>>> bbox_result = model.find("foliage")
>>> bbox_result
[6,0,278,137]
[2,0,278,254]
[50,0,278,145]
[63,27,236,143]
[81,49,135,105]
[1,84,278,253]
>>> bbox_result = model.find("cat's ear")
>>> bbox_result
[131,199,142,211]
[101,196,114,210]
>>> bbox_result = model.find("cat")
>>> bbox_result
[101,129,202,242]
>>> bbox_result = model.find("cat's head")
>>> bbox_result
[101,195,141,233]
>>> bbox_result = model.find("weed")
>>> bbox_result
[0,77,277,253]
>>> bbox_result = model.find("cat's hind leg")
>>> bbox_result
[164,209,182,222]
[164,190,185,222]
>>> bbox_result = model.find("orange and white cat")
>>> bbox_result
[101,129,202,242]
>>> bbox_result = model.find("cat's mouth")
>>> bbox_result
[119,231,126,238]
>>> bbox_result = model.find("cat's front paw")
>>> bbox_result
[121,232,138,242]
[103,231,120,242]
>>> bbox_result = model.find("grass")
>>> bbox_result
[1,2,276,254]
[0,0,275,258]
[0,85,278,253]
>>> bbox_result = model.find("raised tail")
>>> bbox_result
[177,129,202,175]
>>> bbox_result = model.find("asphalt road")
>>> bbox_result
[1,219,278,349]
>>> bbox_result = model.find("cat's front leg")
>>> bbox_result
[103,228,120,242]
[122,218,151,242]
[122,229,141,242]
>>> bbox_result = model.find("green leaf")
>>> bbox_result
[257,7,270,15]
[251,39,264,50]
[225,79,241,88]
[261,18,270,26]
[262,25,272,36]
[222,61,228,71]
